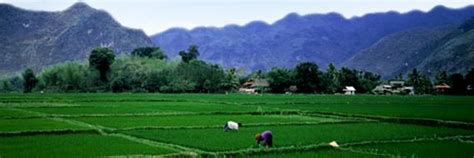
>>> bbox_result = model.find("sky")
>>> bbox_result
[2,0,473,35]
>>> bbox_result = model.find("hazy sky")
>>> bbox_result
[2,0,473,35]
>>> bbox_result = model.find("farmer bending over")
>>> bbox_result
[256,130,273,148]
[223,121,242,131]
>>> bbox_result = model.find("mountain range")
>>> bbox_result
[344,26,456,77]
[0,2,154,75]
[1,3,474,78]
[153,5,474,77]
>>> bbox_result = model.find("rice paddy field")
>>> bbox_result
[0,93,473,157]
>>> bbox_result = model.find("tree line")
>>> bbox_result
[0,45,473,95]
[263,63,381,94]
[0,46,236,93]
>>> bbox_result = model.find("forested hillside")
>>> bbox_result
[416,17,474,76]
[346,17,474,78]
[344,26,456,78]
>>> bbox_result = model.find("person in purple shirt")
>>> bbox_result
[255,130,273,147]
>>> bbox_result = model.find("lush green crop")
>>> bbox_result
[262,100,474,122]
[231,95,474,122]
[121,122,474,151]
[252,149,380,158]
[0,118,90,132]
[18,101,278,115]
[1,93,473,157]
[6,94,473,122]
[0,134,176,157]
[73,114,342,129]
[352,140,474,158]
[0,108,38,118]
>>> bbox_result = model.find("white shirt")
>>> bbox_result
[227,121,239,130]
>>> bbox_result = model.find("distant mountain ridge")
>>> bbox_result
[344,26,457,78]
[2,3,474,77]
[0,2,154,74]
[345,16,474,78]
[152,5,474,75]
[416,19,474,76]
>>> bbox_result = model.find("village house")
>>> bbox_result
[434,83,450,93]
[372,80,414,95]
[343,86,356,95]
[239,79,269,94]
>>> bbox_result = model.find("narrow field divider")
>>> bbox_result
[6,111,304,119]
[339,134,474,147]
[110,133,211,155]
[0,99,190,104]
[114,120,372,131]
[7,107,111,135]
[209,143,332,157]
[336,147,396,157]
[308,111,474,130]
[0,128,100,137]
[210,134,474,157]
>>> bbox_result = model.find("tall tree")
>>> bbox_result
[221,68,241,92]
[418,75,433,94]
[407,68,421,93]
[267,68,294,93]
[173,60,225,93]
[144,71,165,93]
[1,80,12,92]
[465,68,474,87]
[295,62,320,93]
[393,73,404,81]
[465,68,474,95]
[88,47,115,82]
[248,70,264,80]
[449,73,466,95]
[321,63,340,93]
[357,71,381,93]
[435,71,449,85]
[179,45,200,63]
[466,68,474,95]
[339,67,359,91]
[131,47,167,59]
[111,62,148,92]
[407,68,432,94]
[407,68,420,86]
[22,68,38,93]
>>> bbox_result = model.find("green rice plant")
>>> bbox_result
[1,93,474,157]
[352,140,474,158]
[0,107,39,118]
[19,101,278,115]
[18,94,472,123]
[251,148,381,158]
[256,96,474,122]
[0,134,176,157]
[0,118,90,132]
[0,102,80,108]
[73,114,343,129]
[0,128,99,137]
[121,122,474,151]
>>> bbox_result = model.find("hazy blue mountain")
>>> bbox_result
[0,2,154,74]
[346,16,474,78]
[415,19,474,76]
[344,26,456,78]
[152,5,474,73]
